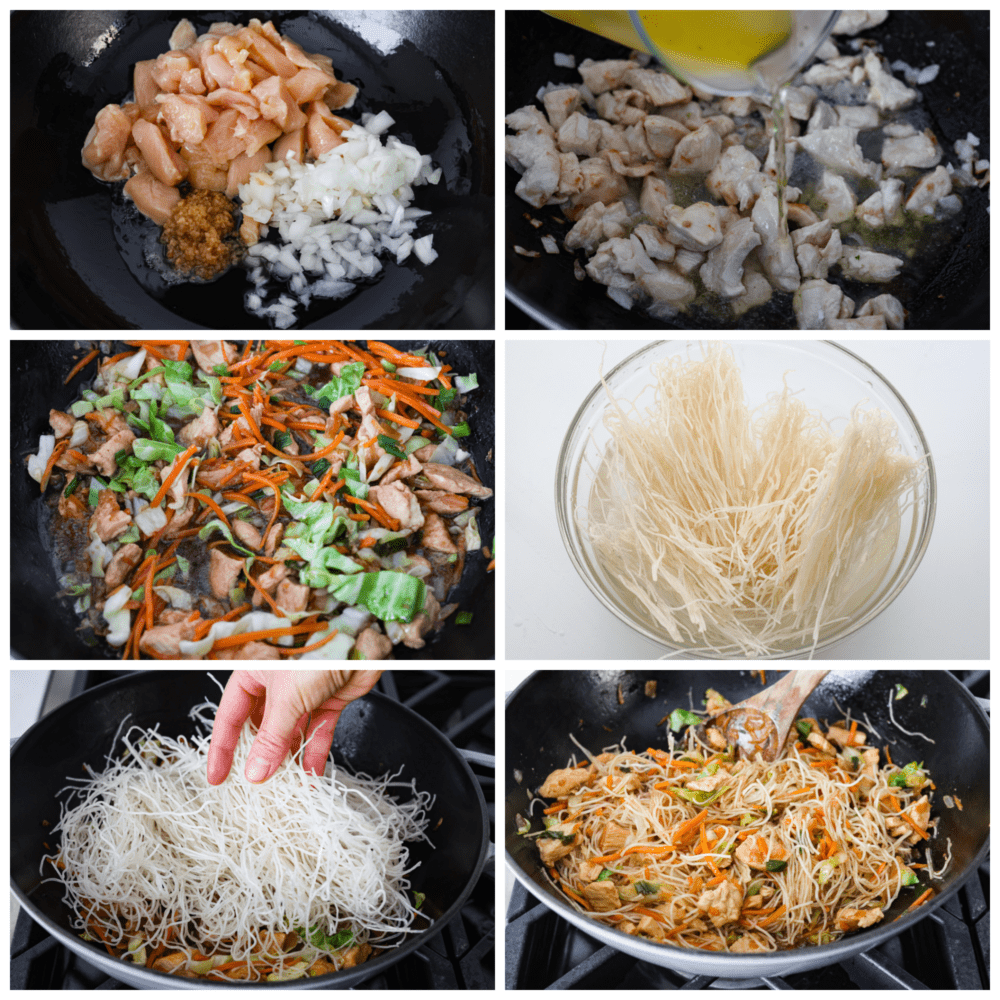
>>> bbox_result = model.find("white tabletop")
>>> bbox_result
[505,339,988,660]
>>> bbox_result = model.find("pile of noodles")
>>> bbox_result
[588,344,925,656]
[41,698,433,977]
[539,724,933,951]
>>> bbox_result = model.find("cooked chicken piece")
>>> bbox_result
[583,880,621,912]
[230,519,263,550]
[670,124,722,174]
[639,175,674,227]
[905,165,952,216]
[577,58,639,95]
[538,767,590,799]
[806,99,838,135]
[49,410,75,439]
[827,316,887,329]
[209,547,245,599]
[782,85,816,121]
[882,131,941,171]
[857,293,905,330]
[190,341,237,373]
[556,112,602,158]
[706,145,764,211]
[705,689,732,715]
[251,563,288,607]
[104,543,143,590]
[833,10,889,34]
[409,489,465,516]
[856,177,905,228]
[379,455,421,487]
[734,836,787,872]
[89,429,134,477]
[840,247,903,282]
[807,730,836,754]
[599,821,629,854]
[835,906,884,931]
[864,51,916,112]
[704,726,728,750]
[353,626,393,660]
[697,879,743,928]
[751,187,800,292]
[793,278,852,329]
[564,202,613,252]
[89,489,131,542]
[567,157,629,217]
[637,914,665,940]
[797,127,879,180]
[817,170,857,224]
[177,405,219,448]
[537,821,578,865]
[834,105,879,132]
[665,202,724,252]
[743,884,776,907]
[139,620,200,658]
[896,795,932,844]
[685,771,730,793]
[826,724,867,749]
[795,228,842,281]
[274,578,310,613]
[730,933,769,953]
[856,747,882,795]
[505,109,562,209]
[643,115,689,158]
[543,88,582,130]
[370,481,424,533]
[620,67,688,105]
[419,464,491,499]
[700,216,761,297]
[638,264,697,308]
[632,224,676,262]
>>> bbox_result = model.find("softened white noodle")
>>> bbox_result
[41,699,433,978]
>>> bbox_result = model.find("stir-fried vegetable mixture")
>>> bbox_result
[28,340,493,659]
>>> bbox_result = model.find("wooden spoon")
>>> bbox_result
[707,670,829,761]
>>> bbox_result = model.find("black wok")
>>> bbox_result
[505,670,989,979]
[11,670,490,989]
[12,10,494,330]
[10,339,494,660]
[505,11,989,329]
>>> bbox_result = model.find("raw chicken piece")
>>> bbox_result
[156,93,219,146]
[123,170,182,225]
[840,247,903,282]
[817,170,857,223]
[699,217,762,297]
[131,119,189,187]
[285,67,335,104]
[273,127,305,164]
[882,131,941,171]
[225,146,272,199]
[81,104,134,181]
[797,127,879,180]
[751,187,800,293]
[905,166,952,215]
[252,75,309,131]
[666,201,724,252]
[864,51,917,111]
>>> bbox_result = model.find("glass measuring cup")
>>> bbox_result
[544,10,839,97]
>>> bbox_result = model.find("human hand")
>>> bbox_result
[206,670,382,785]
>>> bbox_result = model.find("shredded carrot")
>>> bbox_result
[210,620,322,650]
[242,570,285,617]
[183,492,231,530]
[847,719,858,746]
[906,888,934,911]
[888,794,902,813]
[275,628,340,656]
[543,801,567,815]
[149,445,199,508]
[64,348,100,384]
[310,463,339,502]
[760,904,787,927]
[39,439,70,492]
[901,813,931,840]
[885,744,894,766]
[706,874,726,887]
[635,905,668,924]
[358,536,378,549]
[193,603,252,641]
[376,407,422,429]
[345,494,400,531]
[102,350,137,368]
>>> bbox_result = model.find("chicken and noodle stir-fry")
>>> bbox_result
[28,340,492,660]
[526,688,942,951]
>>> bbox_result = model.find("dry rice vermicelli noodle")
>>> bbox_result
[588,344,924,656]
[41,697,433,980]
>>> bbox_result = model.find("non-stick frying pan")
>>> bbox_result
[10,339,494,660]
[11,670,490,989]
[505,11,989,329]
[12,10,494,330]
[505,670,989,979]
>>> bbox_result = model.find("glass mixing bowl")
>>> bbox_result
[554,341,936,659]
